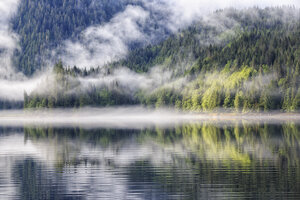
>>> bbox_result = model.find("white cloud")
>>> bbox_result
[0,0,20,74]
[60,5,149,69]
[0,74,50,101]
[0,0,48,101]
[158,0,300,31]
[58,0,300,69]
[0,0,20,22]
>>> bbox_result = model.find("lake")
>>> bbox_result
[0,113,299,199]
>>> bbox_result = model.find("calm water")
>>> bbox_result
[0,122,299,199]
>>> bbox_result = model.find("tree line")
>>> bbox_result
[24,7,300,112]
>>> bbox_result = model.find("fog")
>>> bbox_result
[59,5,150,69]
[0,107,299,128]
[0,74,50,101]
[57,0,300,70]
[0,0,20,78]
[76,66,184,95]
[0,0,48,101]
[161,0,300,31]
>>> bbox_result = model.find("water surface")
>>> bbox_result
[0,120,299,199]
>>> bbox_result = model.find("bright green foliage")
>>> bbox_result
[202,87,222,111]
[24,7,300,112]
[234,91,244,112]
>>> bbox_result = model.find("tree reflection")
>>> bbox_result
[18,122,300,199]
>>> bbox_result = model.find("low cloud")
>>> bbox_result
[0,0,40,101]
[0,74,49,101]
[58,5,150,69]
[162,0,300,30]
[78,66,174,92]
[55,0,300,70]
[0,0,20,78]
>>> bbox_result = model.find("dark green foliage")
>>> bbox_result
[118,7,300,75]
[114,8,300,112]
[24,62,136,108]
[0,100,23,110]
[12,0,131,75]
[24,7,300,112]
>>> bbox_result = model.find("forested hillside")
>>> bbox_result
[11,0,135,75]
[24,7,300,112]
[119,7,300,74]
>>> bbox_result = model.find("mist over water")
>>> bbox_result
[0,107,299,128]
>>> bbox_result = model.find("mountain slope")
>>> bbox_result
[12,0,133,74]
[119,7,300,75]
[24,7,300,112]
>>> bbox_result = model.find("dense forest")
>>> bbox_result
[23,7,300,112]
[11,0,171,75]
[11,0,138,75]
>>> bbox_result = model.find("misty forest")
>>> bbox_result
[0,0,298,112]
[1,1,300,200]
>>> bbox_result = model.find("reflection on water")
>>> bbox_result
[0,122,299,199]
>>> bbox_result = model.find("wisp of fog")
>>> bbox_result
[0,107,299,128]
